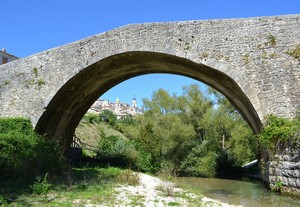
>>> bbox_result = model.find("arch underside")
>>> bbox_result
[35,51,262,152]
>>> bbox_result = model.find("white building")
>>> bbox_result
[127,97,143,116]
[88,97,143,119]
[0,48,18,65]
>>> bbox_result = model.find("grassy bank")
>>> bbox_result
[0,117,241,206]
[0,166,211,207]
[1,166,134,206]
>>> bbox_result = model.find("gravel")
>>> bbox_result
[105,173,243,207]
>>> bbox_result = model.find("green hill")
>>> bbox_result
[75,116,127,155]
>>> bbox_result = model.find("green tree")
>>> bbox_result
[207,88,258,167]
[124,89,198,173]
[99,109,118,126]
[143,89,177,114]
[180,141,218,177]
[180,84,213,142]
[96,134,137,167]
[118,84,258,176]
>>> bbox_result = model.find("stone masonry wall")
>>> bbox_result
[261,140,300,196]
[0,14,299,127]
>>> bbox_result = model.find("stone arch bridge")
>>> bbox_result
[0,14,299,152]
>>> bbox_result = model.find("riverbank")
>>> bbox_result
[1,169,243,206]
[110,172,242,207]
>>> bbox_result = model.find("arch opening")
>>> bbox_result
[35,51,262,152]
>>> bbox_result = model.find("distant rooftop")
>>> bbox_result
[1,48,19,59]
[0,48,19,64]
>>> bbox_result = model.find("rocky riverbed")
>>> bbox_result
[103,173,242,207]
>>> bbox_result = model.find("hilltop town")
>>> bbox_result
[88,97,143,119]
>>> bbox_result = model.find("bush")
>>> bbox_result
[0,194,8,206]
[134,150,156,172]
[0,117,34,135]
[117,169,140,186]
[96,135,138,167]
[99,110,117,126]
[192,152,217,177]
[30,173,52,195]
[258,115,300,150]
[180,142,218,177]
[0,118,64,184]
[97,167,122,181]
[83,113,102,124]
[271,180,283,193]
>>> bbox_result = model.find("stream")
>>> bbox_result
[177,176,300,207]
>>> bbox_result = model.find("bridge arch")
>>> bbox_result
[0,15,299,152]
[35,51,261,151]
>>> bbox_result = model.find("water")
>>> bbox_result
[177,177,300,207]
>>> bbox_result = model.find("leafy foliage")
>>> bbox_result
[30,173,52,195]
[0,118,65,184]
[0,194,8,206]
[99,109,118,126]
[180,142,218,177]
[78,84,258,177]
[271,180,283,192]
[83,113,102,124]
[258,115,300,150]
[95,134,137,167]
[119,85,258,176]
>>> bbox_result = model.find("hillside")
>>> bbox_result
[75,117,127,154]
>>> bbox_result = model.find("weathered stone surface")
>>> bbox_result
[281,169,299,178]
[261,141,300,196]
[0,14,299,152]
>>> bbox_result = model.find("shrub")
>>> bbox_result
[96,135,137,167]
[30,173,52,195]
[83,113,101,124]
[99,110,117,126]
[0,194,8,206]
[0,118,65,183]
[0,117,34,135]
[180,143,218,178]
[258,115,300,150]
[156,183,175,197]
[117,169,140,186]
[97,167,122,181]
[193,152,217,177]
[270,180,283,193]
[134,150,156,172]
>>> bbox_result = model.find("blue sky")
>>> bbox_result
[2,0,299,106]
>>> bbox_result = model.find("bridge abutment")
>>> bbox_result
[260,137,300,196]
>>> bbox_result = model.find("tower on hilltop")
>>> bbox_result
[132,96,137,108]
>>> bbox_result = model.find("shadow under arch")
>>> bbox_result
[35,51,262,153]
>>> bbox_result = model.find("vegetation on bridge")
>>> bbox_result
[258,114,300,152]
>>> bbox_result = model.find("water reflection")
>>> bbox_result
[177,177,300,207]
